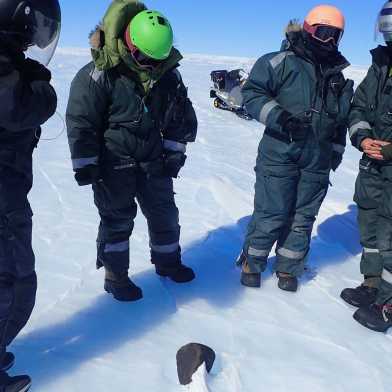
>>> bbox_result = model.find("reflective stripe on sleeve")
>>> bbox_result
[269,51,294,69]
[163,139,186,153]
[382,268,392,285]
[364,248,380,254]
[259,100,280,124]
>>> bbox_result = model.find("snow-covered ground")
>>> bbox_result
[11,48,392,391]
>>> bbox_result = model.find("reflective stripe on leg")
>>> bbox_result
[248,247,269,258]
[382,268,392,285]
[277,247,307,260]
[104,240,129,253]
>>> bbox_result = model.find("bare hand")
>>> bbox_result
[361,138,384,160]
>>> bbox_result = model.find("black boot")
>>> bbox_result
[104,270,143,302]
[341,284,378,308]
[353,303,392,333]
[1,353,14,372]
[237,252,261,288]
[155,264,195,283]
[0,372,31,392]
[277,272,298,292]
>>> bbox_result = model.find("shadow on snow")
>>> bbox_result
[13,217,250,387]
[12,206,360,387]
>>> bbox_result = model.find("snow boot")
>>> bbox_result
[0,372,31,392]
[1,353,14,372]
[353,303,392,333]
[340,282,379,308]
[155,264,195,283]
[104,270,143,302]
[277,272,298,292]
[237,251,261,288]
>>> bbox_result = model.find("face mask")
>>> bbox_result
[304,32,339,63]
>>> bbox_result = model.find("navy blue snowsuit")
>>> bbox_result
[242,29,353,276]
[0,45,57,360]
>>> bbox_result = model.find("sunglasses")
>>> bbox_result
[304,21,343,46]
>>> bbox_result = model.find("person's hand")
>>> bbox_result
[74,165,101,186]
[361,138,385,160]
[164,151,187,178]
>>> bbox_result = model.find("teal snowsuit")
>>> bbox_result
[242,29,353,276]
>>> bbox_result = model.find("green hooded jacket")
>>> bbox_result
[66,0,197,175]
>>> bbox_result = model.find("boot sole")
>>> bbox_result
[104,286,143,302]
[340,291,377,308]
[240,273,261,288]
[156,269,196,283]
[353,311,391,333]
[277,279,298,292]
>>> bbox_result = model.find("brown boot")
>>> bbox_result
[104,269,143,302]
[237,252,261,288]
[276,272,298,292]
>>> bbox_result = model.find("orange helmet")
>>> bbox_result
[305,5,345,30]
[303,5,345,46]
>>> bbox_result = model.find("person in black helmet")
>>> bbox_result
[0,0,60,390]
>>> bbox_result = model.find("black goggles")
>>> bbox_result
[304,22,343,46]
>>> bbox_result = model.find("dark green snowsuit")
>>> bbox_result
[242,27,353,276]
[349,45,392,305]
[66,1,197,276]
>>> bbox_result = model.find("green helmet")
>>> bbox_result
[128,10,173,60]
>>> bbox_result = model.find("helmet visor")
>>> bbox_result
[304,21,343,46]
[26,9,61,65]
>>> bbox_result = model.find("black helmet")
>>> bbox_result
[0,0,61,64]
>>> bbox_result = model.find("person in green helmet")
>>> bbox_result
[66,0,198,302]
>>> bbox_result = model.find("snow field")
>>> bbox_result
[11,49,392,391]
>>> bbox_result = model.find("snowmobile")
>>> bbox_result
[210,69,252,120]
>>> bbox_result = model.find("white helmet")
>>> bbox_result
[377,1,392,42]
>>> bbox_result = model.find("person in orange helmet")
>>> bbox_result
[237,5,354,292]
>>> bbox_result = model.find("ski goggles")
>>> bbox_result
[304,21,343,46]
[124,28,162,70]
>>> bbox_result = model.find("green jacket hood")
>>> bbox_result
[89,0,183,91]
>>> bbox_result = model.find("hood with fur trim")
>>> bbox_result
[89,0,182,92]
[282,19,349,68]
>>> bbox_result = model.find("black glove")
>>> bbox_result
[21,58,52,82]
[278,111,311,142]
[331,151,343,171]
[381,144,392,161]
[74,165,101,186]
[164,151,187,178]
[139,158,165,178]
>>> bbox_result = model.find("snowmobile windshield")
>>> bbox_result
[26,9,61,65]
